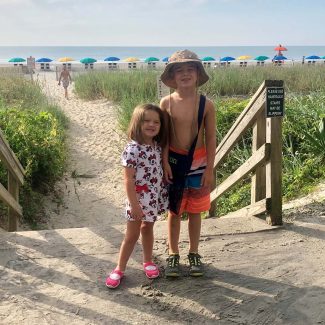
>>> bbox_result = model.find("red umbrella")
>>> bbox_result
[274,44,287,56]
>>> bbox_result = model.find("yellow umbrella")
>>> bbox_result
[236,55,252,60]
[58,57,74,62]
[124,57,139,62]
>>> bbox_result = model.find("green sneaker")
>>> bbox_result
[165,254,181,277]
[188,253,204,277]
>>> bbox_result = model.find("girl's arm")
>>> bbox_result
[124,167,143,220]
[201,99,216,187]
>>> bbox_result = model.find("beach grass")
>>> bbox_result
[74,66,325,216]
[0,75,67,226]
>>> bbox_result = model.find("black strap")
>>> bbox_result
[187,95,206,160]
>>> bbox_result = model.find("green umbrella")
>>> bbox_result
[321,56,325,59]
[202,56,215,61]
[144,57,159,63]
[80,57,97,64]
[254,55,269,61]
[8,57,26,63]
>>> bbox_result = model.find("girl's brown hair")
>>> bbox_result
[127,104,167,147]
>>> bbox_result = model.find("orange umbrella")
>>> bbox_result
[274,45,287,51]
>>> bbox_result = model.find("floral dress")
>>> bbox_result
[121,140,169,222]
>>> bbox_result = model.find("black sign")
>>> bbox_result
[266,87,284,117]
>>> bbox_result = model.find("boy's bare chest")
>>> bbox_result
[170,103,197,125]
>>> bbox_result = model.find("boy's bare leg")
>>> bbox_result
[141,221,154,263]
[168,213,181,254]
[188,213,201,253]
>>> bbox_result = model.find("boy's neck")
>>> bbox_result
[174,87,197,99]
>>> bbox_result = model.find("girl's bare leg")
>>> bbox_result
[141,221,155,263]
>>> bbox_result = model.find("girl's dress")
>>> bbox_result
[121,140,168,222]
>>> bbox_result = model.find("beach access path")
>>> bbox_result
[37,71,125,229]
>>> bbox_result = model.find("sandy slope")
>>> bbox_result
[37,71,125,229]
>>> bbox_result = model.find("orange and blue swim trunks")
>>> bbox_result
[169,146,211,216]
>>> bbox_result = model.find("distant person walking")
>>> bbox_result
[58,65,72,99]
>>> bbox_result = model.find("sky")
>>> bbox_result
[0,0,324,46]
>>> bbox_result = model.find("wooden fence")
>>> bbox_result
[209,80,284,226]
[0,130,25,231]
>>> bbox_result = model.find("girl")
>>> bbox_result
[106,104,168,289]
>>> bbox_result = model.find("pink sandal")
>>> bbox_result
[105,269,124,289]
[143,262,160,279]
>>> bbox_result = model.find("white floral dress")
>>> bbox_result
[121,140,169,222]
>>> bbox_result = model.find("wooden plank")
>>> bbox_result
[220,198,270,219]
[251,110,266,203]
[214,93,266,168]
[208,168,217,218]
[266,117,283,225]
[0,182,22,217]
[0,131,25,185]
[8,173,19,232]
[211,143,270,201]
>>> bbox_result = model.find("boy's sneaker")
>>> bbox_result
[165,254,181,277]
[188,253,204,277]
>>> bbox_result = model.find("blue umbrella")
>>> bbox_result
[220,56,235,62]
[273,55,287,61]
[104,56,120,61]
[162,57,169,62]
[306,55,321,60]
[36,57,53,63]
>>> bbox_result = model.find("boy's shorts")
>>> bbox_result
[170,146,211,216]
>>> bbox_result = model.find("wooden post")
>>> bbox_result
[266,117,283,225]
[8,173,19,232]
[251,109,266,204]
[208,168,217,218]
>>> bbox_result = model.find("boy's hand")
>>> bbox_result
[130,203,144,220]
[163,163,173,184]
[201,169,214,188]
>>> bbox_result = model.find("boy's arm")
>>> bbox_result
[124,167,143,220]
[160,96,173,183]
[202,99,217,187]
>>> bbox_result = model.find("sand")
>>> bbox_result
[1,72,324,324]
[36,71,126,229]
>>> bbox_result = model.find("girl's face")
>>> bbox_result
[141,110,161,144]
[173,63,198,88]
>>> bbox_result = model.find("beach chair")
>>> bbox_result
[203,62,212,68]
[239,61,248,67]
[108,62,118,70]
[128,62,137,69]
[147,62,157,69]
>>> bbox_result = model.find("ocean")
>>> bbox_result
[1,46,325,63]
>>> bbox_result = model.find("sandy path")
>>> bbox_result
[37,72,125,229]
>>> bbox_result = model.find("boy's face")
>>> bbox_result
[172,62,198,88]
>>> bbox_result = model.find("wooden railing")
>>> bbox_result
[0,130,25,231]
[209,80,283,226]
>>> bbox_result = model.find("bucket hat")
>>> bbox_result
[160,50,209,89]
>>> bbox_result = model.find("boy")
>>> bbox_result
[160,50,216,277]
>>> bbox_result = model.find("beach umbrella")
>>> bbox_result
[144,57,159,63]
[80,57,97,64]
[124,57,139,62]
[306,55,321,60]
[36,57,52,63]
[58,57,74,62]
[8,57,26,63]
[236,55,252,60]
[162,56,169,62]
[104,56,120,61]
[321,56,325,59]
[273,55,287,61]
[274,45,287,51]
[220,56,235,62]
[202,56,215,61]
[254,55,269,61]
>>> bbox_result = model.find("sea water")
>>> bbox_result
[1,46,325,63]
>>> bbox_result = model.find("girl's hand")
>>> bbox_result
[201,169,214,188]
[163,163,173,184]
[130,203,144,220]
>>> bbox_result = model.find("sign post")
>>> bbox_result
[266,87,284,117]
[157,77,170,100]
[27,56,35,81]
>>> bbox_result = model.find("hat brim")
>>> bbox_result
[160,59,209,89]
